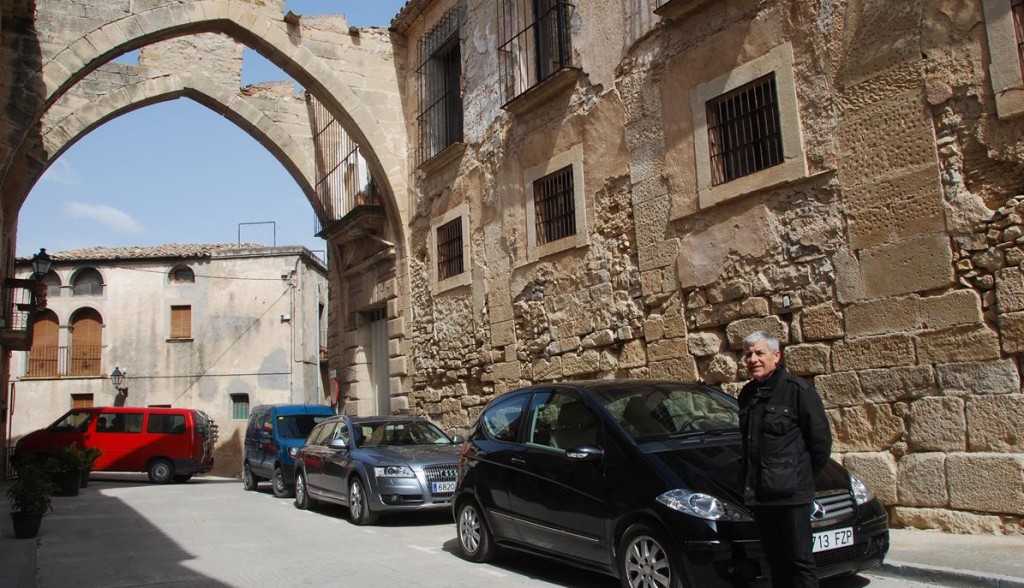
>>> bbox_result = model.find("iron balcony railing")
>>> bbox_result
[24,345,103,378]
[497,0,575,105]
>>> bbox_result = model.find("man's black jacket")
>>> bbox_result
[738,364,832,506]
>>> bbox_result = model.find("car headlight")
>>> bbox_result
[657,489,753,522]
[374,465,415,478]
[288,447,299,458]
[850,472,875,505]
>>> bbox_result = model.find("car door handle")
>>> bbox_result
[511,457,526,466]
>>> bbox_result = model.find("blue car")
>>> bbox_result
[242,404,335,497]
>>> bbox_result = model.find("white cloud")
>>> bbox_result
[39,159,81,186]
[65,202,146,235]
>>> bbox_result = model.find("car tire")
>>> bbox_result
[147,458,175,484]
[272,465,293,498]
[348,478,378,525]
[617,523,684,588]
[294,470,315,510]
[456,499,496,563]
[242,462,259,491]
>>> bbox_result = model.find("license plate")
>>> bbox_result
[812,527,854,553]
[432,481,456,493]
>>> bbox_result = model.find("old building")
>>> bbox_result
[1,0,1022,531]
[6,244,329,476]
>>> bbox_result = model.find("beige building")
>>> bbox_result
[0,0,1023,532]
[6,244,329,476]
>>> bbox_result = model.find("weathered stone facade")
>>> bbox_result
[2,0,1024,533]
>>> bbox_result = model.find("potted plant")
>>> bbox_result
[79,447,102,488]
[46,445,84,497]
[6,457,56,539]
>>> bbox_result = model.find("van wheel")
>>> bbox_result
[348,478,378,525]
[294,470,315,510]
[147,458,175,484]
[272,465,292,498]
[456,499,496,562]
[173,474,192,483]
[617,523,684,588]
[242,463,259,491]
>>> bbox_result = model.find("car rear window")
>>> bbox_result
[277,414,331,439]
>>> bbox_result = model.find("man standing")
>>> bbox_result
[739,330,832,588]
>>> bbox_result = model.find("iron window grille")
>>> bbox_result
[497,0,575,104]
[706,73,784,186]
[1014,0,1024,79]
[417,8,464,165]
[533,164,576,246]
[231,394,250,420]
[436,217,465,281]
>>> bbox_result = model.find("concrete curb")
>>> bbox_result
[878,560,1024,588]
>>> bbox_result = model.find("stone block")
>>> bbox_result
[532,357,563,381]
[703,353,738,385]
[491,319,516,347]
[908,396,965,452]
[829,404,905,452]
[563,350,601,376]
[897,453,948,507]
[835,248,865,304]
[618,340,648,369]
[995,266,1024,313]
[815,371,863,408]
[676,206,770,289]
[999,311,1024,354]
[648,357,699,381]
[644,316,665,341]
[858,365,935,403]
[664,315,688,339]
[915,325,1001,364]
[947,453,1024,515]
[918,290,983,330]
[890,507,1004,533]
[725,316,788,349]
[740,297,769,317]
[647,337,688,361]
[844,452,898,505]
[845,296,917,337]
[832,334,915,372]
[859,233,954,298]
[967,395,1024,452]
[687,332,722,357]
[935,359,1020,396]
[783,344,830,376]
[491,361,522,382]
[801,303,845,341]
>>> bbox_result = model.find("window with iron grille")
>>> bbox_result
[417,8,463,164]
[231,393,250,420]
[1014,0,1024,78]
[436,217,465,281]
[497,0,575,104]
[533,165,576,245]
[706,73,784,186]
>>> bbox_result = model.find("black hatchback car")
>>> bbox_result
[452,380,889,588]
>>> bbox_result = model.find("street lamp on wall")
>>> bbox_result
[30,248,52,278]
[110,366,128,397]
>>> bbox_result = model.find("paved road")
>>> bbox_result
[22,475,938,587]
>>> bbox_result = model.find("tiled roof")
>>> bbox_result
[29,243,265,262]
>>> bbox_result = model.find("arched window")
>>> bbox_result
[41,271,61,297]
[70,308,103,376]
[27,310,59,377]
[169,265,195,283]
[72,268,104,296]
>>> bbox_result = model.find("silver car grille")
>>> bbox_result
[423,464,458,500]
[811,491,855,528]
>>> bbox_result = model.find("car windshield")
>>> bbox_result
[51,410,93,432]
[356,420,451,447]
[277,414,331,439]
[589,382,740,441]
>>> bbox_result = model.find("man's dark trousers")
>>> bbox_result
[753,503,818,588]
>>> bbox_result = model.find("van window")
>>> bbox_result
[148,414,187,434]
[96,413,144,433]
[52,410,93,432]
[276,414,331,439]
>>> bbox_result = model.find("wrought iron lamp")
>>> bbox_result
[110,366,128,397]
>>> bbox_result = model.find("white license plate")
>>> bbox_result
[432,481,456,493]
[812,527,854,553]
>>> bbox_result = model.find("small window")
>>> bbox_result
[533,165,576,245]
[417,7,464,164]
[72,268,103,296]
[148,414,186,434]
[71,394,93,409]
[482,393,529,442]
[497,0,575,104]
[231,394,250,420]
[169,266,195,283]
[42,271,61,297]
[436,217,464,281]
[170,305,192,339]
[706,73,784,186]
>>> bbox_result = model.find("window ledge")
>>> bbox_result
[167,338,194,343]
[654,0,715,21]
[419,141,467,175]
[503,68,580,115]
[434,271,473,295]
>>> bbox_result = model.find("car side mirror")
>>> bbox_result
[564,445,603,463]
[327,438,348,450]
[450,435,465,445]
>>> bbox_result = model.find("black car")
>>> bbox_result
[294,415,461,524]
[452,380,889,588]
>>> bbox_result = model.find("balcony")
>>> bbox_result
[498,0,578,109]
[0,278,46,351]
[23,345,104,379]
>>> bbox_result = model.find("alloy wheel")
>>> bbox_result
[458,504,482,554]
[623,534,673,588]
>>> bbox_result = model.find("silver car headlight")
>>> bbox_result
[657,489,753,522]
[374,465,415,478]
[850,472,875,505]
[288,447,299,458]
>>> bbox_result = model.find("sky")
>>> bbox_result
[16,0,410,261]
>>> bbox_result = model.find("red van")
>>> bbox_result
[15,407,218,483]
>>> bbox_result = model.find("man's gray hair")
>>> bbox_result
[743,330,780,353]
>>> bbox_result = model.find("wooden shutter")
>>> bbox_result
[70,308,102,376]
[170,305,191,339]
[28,310,59,377]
